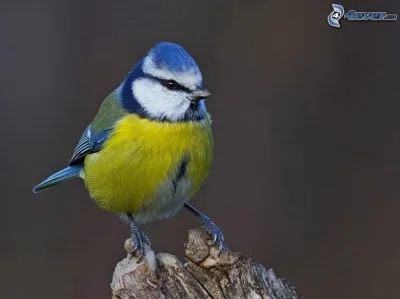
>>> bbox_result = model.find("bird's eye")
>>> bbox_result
[165,80,178,90]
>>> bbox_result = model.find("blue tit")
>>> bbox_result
[33,42,225,261]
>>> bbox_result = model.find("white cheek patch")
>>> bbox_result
[142,56,202,89]
[132,78,191,121]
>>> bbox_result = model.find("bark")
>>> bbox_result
[111,228,303,299]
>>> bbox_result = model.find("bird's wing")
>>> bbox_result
[69,88,127,165]
[69,127,112,165]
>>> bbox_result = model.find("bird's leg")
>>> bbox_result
[126,213,151,263]
[184,203,226,254]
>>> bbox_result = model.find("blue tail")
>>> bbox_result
[33,165,82,193]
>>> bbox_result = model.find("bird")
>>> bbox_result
[33,42,225,262]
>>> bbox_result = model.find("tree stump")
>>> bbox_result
[111,228,303,299]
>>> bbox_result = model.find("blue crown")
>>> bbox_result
[147,42,200,73]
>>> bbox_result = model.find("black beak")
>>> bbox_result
[190,85,211,101]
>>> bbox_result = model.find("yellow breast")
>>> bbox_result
[83,114,213,215]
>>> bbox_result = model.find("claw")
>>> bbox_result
[130,245,138,254]
[199,215,226,254]
[130,240,145,263]
[126,214,152,263]
[129,228,150,263]
[183,204,226,255]
[136,251,145,264]
[217,241,224,256]
[210,233,217,245]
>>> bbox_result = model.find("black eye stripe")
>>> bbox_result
[161,79,190,93]
[145,75,192,93]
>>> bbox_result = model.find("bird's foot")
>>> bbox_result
[128,227,152,263]
[199,214,226,255]
[125,213,153,263]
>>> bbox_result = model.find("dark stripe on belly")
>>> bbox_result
[172,157,188,195]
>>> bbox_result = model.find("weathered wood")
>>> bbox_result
[111,228,303,299]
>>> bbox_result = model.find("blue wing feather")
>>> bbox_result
[32,165,82,193]
[33,127,112,193]
[33,89,121,194]
[69,127,111,165]
[69,127,91,165]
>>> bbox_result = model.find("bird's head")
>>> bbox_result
[120,42,210,122]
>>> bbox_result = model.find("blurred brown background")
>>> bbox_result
[1,0,399,298]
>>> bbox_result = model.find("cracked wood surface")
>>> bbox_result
[111,228,303,299]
